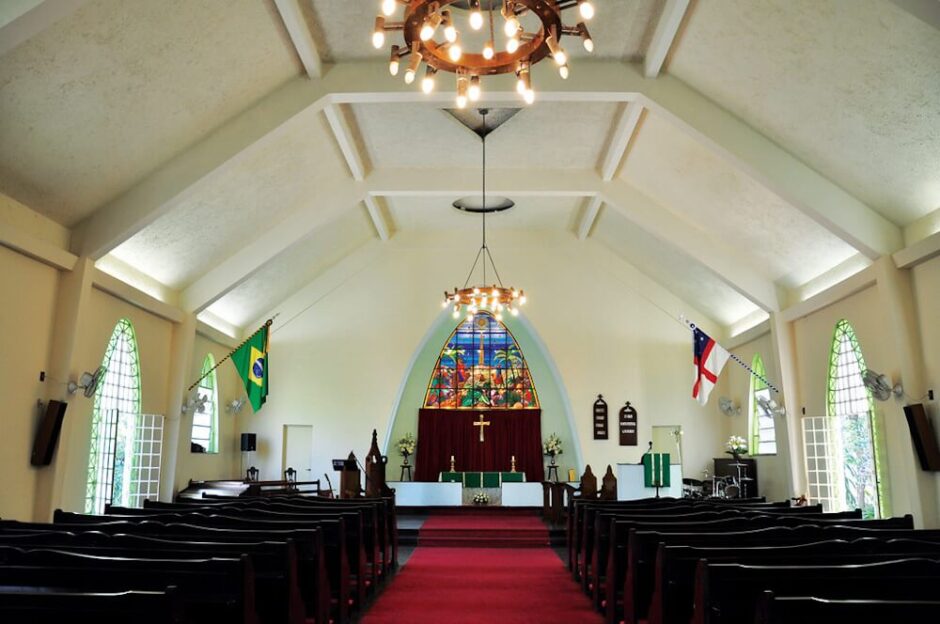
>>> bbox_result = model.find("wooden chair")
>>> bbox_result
[284,467,297,487]
[577,465,598,500]
[245,466,259,482]
[599,465,617,501]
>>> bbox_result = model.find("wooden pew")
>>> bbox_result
[88,506,371,609]
[596,508,875,615]
[610,515,917,624]
[0,546,258,624]
[753,591,940,624]
[693,558,940,624]
[0,531,306,624]
[651,537,940,624]
[2,519,336,624]
[0,587,185,624]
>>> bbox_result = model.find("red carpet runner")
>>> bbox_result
[362,512,603,624]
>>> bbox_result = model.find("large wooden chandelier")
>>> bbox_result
[372,0,596,107]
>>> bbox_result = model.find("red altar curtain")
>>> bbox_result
[414,408,543,483]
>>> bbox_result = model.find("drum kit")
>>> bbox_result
[682,463,754,499]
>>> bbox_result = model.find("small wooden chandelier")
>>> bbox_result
[372,0,596,107]
[440,109,527,321]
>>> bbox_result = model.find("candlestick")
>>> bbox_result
[511,455,517,473]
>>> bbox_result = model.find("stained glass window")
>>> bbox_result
[425,311,539,409]
[748,354,776,455]
[86,318,141,513]
[820,319,887,519]
[190,353,218,453]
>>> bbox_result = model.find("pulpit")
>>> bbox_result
[617,460,682,500]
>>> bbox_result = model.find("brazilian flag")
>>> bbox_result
[232,324,269,412]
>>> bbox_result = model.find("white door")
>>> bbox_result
[282,425,314,481]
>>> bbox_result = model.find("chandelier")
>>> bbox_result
[372,0,596,107]
[442,109,527,321]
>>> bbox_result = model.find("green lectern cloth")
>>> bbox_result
[500,472,524,483]
[642,453,671,487]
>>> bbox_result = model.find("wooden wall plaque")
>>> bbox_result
[619,402,638,446]
[593,395,608,440]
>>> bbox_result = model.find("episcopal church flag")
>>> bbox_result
[692,327,729,405]
[232,324,269,412]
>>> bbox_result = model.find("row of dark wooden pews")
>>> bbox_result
[566,496,940,624]
[0,492,397,624]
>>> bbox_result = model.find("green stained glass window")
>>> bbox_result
[748,354,776,455]
[425,311,539,409]
[823,319,888,519]
[190,353,219,453]
[85,318,141,514]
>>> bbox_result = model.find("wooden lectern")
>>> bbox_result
[339,452,361,499]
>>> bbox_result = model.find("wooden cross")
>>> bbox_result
[473,415,490,442]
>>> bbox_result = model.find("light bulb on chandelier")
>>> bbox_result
[442,10,457,42]
[448,39,463,62]
[372,16,386,48]
[483,40,495,60]
[388,45,400,75]
[469,0,483,29]
[506,35,520,53]
[381,0,397,17]
[577,0,595,21]
[422,66,437,93]
[468,75,481,102]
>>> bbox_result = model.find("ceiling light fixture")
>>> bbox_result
[443,109,526,321]
[371,0,596,107]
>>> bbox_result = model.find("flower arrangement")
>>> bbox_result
[397,433,416,458]
[543,433,563,457]
[726,435,748,457]
[472,491,489,505]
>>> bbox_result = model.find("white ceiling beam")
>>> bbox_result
[180,179,366,313]
[890,0,940,29]
[0,220,77,270]
[364,195,392,241]
[273,0,322,78]
[367,167,600,197]
[0,0,87,56]
[575,196,603,240]
[893,230,940,269]
[601,179,781,312]
[599,100,643,180]
[643,0,690,78]
[638,67,903,258]
[323,103,367,181]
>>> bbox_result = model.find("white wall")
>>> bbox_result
[238,229,727,491]
[0,245,58,520]
[911,254,940,517]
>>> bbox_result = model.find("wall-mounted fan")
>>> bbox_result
[226,398,247,414]
[863,369,903,401]
[719,397,740,417]
[757,396,786,418]
[67,366,105,398]
[181,393,209,415]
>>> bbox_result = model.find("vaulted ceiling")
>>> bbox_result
[1,0,938,338]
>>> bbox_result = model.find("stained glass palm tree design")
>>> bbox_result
[425,312,538,409]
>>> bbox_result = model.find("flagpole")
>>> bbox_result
[680,316,781,394]
[186,317,275,393]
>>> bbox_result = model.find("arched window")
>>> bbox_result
[85,318,141,513]
[191,353,219,453]
[425,311,539,409]
[748,354,776,455]
[820,319,886,518]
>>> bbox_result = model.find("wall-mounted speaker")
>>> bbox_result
[904,403,940,471]
[240,433,257,452]
[32,400,68,466]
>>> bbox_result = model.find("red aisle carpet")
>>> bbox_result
[362,512,603,624]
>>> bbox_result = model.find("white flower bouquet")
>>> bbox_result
[397,433,416,457]
[726,435,748,456]
[543,433,563,457]
[472,491,489,505]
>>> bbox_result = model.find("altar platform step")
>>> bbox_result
[413,510,551,548]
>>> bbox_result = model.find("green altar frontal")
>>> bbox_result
[440,472,526,487]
